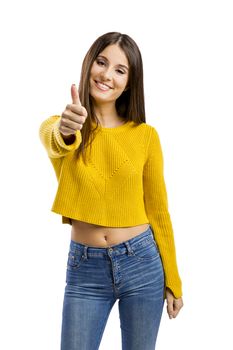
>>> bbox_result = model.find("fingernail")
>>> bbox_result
[72,83,76,87]
[169,314,173,319]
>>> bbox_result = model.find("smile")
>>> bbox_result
[94,80,113,91]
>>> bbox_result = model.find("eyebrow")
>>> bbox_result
[97,55,129,70]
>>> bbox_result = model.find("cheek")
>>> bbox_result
[90,62,104,76]
[118,77,128,90]
[90,68,96,77]
[90,64,98,77]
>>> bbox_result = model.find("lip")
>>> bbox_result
[94,80,113,90]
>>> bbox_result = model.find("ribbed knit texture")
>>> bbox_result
[39,115,182,298]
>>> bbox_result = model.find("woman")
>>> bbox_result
[39,31,183,350]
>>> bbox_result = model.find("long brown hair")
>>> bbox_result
[77,31,146,163]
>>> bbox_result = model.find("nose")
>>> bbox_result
[100,67,113,81]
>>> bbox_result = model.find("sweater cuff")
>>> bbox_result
[53,118,82,151]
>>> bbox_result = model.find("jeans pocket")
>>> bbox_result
[131,237,160,261]
[67,249,85,270]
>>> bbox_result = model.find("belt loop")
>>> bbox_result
[83,245,88,260]
[124,241,134,255]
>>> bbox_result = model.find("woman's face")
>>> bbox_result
[89,44,129,105]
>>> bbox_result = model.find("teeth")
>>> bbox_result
[96,81,110,90]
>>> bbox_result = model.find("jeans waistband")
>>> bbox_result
[69,224,154,256]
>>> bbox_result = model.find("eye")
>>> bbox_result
[117,69,125,74]
[96,59,105,66]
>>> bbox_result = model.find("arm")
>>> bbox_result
[143,126,182,299]
[39,115,82,158]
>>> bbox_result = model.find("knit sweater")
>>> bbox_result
[39,115,183,298]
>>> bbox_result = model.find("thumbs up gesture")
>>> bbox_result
[59,84,88,137]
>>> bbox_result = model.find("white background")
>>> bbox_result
[0,0,232,349]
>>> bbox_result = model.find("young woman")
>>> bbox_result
[39,31,184,350]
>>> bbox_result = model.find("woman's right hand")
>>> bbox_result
[59,84,88,137]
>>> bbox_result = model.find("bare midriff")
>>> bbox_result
[71,219,150,248]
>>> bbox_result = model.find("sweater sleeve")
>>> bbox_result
[143,126,183,299]
[39,115,82,158]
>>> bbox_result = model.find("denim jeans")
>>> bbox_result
[60,224,165,350]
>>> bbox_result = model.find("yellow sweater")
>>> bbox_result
[39,115,182,298]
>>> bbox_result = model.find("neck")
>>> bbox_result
[93,101,123,126]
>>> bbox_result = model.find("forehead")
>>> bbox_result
[98,44,129,67]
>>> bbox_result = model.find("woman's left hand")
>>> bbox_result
[165,287,184,319]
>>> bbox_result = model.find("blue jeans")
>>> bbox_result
[60,224,165,350]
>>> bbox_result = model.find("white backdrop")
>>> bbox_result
[0,0,232,349]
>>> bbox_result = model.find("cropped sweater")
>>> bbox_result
[39,115,183,298]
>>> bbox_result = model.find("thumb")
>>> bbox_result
[71,84,81,105]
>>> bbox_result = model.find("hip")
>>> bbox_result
[66,224,165,298]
